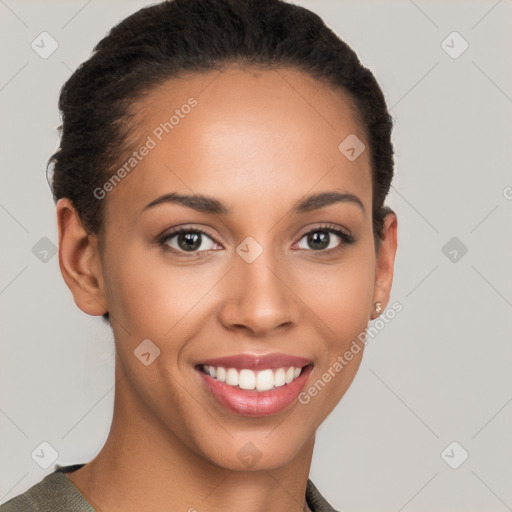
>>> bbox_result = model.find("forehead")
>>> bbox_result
[104,67,372,223]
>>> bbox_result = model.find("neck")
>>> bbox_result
[67,359,316,512]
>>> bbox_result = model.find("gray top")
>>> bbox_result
[0,464,339,512]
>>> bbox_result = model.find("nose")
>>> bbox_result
[218,247,300,337]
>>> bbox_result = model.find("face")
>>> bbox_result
[60,67,397,471]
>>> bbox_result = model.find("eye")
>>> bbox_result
[158,227,221,254]
[156,224,355,257]
[295,225,355,253]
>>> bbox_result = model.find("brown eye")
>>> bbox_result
[305,231,330,250]
[159,228,220,254]
[295,226,355,252]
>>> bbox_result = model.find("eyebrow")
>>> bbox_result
[141,190,365,216]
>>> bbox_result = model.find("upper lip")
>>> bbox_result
[196,352,313,371]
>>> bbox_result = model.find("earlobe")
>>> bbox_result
[56,198,108,316]
[371,211,398,319]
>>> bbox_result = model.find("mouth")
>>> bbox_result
[195,359,314,417]
[196,363,309,392]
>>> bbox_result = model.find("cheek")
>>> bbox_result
[102,243,165,337]
[102,244,219,339]
[295,251,374,414]
[297,247,375,340]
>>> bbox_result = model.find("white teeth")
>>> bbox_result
[216,366,226,383]
[239,369,256,390]
[274,368,286,387]
[202,364,306,392]
[226,368,239,386]
[256,369,274,391]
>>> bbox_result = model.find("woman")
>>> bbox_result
[1,0,397,510]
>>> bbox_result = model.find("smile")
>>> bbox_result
[195,352,314,417]
[199,364,305,392]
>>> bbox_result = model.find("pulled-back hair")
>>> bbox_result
[47,0,395,322]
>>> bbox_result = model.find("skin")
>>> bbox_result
[56,67,397,512]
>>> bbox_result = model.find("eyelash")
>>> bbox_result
[156,223,356,257]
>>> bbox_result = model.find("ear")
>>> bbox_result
[56,198,108,316]
[371,211,398,320]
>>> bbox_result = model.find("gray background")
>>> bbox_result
[1,0,511,510]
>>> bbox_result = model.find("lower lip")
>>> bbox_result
[197,365,313,417]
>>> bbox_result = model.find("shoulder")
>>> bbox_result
[0,466,94,512]
[306,479,340,512]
